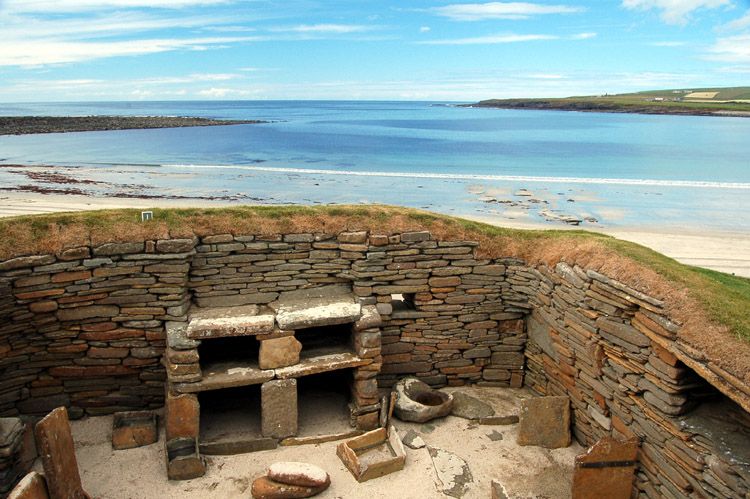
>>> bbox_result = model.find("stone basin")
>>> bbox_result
[393,378,453,423]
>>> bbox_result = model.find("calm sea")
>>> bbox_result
[1,100,749,230]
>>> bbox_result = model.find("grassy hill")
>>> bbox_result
[472,86,750,116]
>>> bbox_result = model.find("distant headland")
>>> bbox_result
[467,86,750,117]
[0,115,265,135]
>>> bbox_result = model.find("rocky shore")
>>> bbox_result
[0,116,264,135]
[467,99,750,117]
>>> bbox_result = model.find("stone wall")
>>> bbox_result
[1,228,749,497]
[514,262,750,498]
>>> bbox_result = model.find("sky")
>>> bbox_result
[1,0,749,101]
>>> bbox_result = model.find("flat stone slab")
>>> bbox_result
[199,437,277,456]
[166,322,199,351]
[186,306,274,339]
[274,351,367,379]
[273,286,361,330]
[401,429,426,449]
[262,379,297,439]
[451,392,495,420]
[517,396,571,449]
[174,361,274,393]
[428,446,474,498]
[572,437,639,499]
[251,476,328,499]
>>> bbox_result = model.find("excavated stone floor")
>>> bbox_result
[32,386,581,499]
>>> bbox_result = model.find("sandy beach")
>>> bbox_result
[1,191,748,278]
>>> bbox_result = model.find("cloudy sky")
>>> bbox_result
[1,0,749,101]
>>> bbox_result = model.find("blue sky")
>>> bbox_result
[1,0,749,101]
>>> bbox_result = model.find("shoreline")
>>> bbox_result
[1,190,748,278]
[466,100,750,118]
[0,115,265,135]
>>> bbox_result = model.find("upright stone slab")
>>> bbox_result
[33,407,89,499]
[517,396,571,449]
[258,336,302,369]
[262,379,298,439]
[572,437,639,499]
[165,392,199,441]
[7,472,49,499]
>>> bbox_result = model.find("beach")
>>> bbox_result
[1,190,748,278]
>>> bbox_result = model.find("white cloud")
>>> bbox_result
[419,33,556,45]
[433,2,584,21]
[724,9,750,31]
[621,0,731,25]
[419,32,595,45]
[705,34,750,63]
[3,0,232,13]
[270,24,373,34]
[0,36,256,66]
[420,26,431,33]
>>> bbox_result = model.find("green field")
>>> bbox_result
[472,86,750,115]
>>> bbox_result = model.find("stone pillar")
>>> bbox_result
[164,391,199,441]
[261,379,297,439]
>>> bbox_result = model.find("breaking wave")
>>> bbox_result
[165,164,750,190]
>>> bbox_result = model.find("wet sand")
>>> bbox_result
[0,191,748,278]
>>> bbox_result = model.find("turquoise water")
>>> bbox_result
[0,101,749,230]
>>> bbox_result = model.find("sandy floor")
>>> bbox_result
[1,191,748,278]
[35,386,581,499]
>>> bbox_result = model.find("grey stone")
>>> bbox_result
[451,392,495,420]
[274,289,361,330]
[401,429,426,449]
[195,293,278,308]
[166,322,200,350]
[259,336,302,369]
[56,305,119,322]
[262,379,297,439]
[394,378,453,423]
[93,242,144,256]
[517,396,571,449]
[487,430,504,441]
[527,311,558,361]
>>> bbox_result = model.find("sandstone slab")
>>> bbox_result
[165,392,199,441]
[165,437,205,481]
[111,411,158,450]
[572,437,639,499]
[451,392,495,420]
[262,379,297,439]
[259,336,302,369]
[517,396,571,449]
[34,407,89,499]
[7,472,49,499]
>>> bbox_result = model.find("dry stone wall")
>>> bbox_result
[514,262,750,498]
[1,228,749,498]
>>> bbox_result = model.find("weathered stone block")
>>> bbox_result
[262,379,297,439]
[56,305,119,322]
[165,392,199,441]
[517,396,571,449]
[112,411,158,450]
[165,437,205,481]
[259,336,302,369]
[572,437,638,499]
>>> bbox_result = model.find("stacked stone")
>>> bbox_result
[348,231,525,388]
[0,239,195,418]
[189,233,362,308]
[350,305,384,429]
[519,262,750,498]
[0,418,26,497]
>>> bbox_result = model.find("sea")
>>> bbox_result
[1,100,749,231]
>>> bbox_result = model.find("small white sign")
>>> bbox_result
[141,211,153,222]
